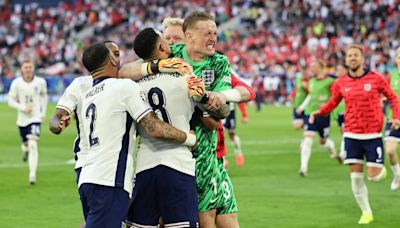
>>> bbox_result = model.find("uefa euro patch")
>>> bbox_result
[202,70,215,86]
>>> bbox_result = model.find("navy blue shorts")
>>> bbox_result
[337,114,344,128]
[79,183,129,228]
[304,115,330,139]
[344,137,384,167]
[75,167,82,184]
[127,165,198,227]
[292,108,305,121]
[18,122,41,142]
[384,123,400,142]
[223,109,236,132]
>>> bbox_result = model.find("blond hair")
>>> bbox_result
[162,17,184,30]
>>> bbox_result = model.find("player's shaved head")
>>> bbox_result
[183,11,214,32]
[133,28,161,60]
[82,42,110,73]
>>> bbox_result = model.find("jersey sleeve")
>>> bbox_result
[120,79,152,122]
[380,75,400,120]
[319,79,343,116]
[212,56,232,92]
[7,79,25,111]
[56,79,79,114]
[39,78,48,117]
[232,74,256,100]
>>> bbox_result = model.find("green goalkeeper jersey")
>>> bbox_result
[171,44,232,211]
[293,74,308,108]
[305,76,335,115]
[387,69,400,120]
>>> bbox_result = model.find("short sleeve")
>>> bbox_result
[120,79,152,122]
[56,79,79,114]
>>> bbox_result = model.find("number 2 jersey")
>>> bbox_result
[78,77,152,195]
[136,73,196,176]
[8,76,47,127]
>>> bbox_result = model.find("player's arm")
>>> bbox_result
[238,103,248,123]
[49,108,71,134]
[296,95,310,114]
[119,58,193,81]
[139,112,196,146]
[380,76,400,128]
[310,83,343,124]
[230,74,256,102]
[7,82,31,113]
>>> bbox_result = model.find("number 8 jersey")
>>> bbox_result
[136,73,196,176]
[78,77,152,195]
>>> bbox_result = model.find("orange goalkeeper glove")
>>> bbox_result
[186,75,206,102]
[148,58,193,75]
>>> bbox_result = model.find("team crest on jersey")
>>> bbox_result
[140,91,147,102]
[202,70,215,86]
[364,83,371,92]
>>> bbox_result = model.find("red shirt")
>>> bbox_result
[319,70,400,138]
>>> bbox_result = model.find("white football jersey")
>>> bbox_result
[56,76,92,169]
[78,77,152,194]
[8,76,47,127]
[136,73,196,176]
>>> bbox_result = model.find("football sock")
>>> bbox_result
[351,172,372,214]
[391,163,400,176]
[300,137,313,171]
[21,143,28,153]
[28,140,38,180]
[322,138,336,155]
[339,137,345,158]
[233,135,242,155]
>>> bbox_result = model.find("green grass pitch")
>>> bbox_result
[0,103,399,227]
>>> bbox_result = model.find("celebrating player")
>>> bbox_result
[8,60,48,185]
[384,47,400,191]
[77,43,197,227]
[295,59,339,176]
[310,44,400,224]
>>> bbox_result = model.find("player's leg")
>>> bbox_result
[345,138,373,224]
[224,110,244,166]
[384,124,400,191]
[26,123,41,184]
[364,138,386,182]
[215,160,239,228]
[18,126,29,162]
[337,114,346,160]
[157,166,199,228]
[79,183,129,228]
[299,115,315,176]
[292,108,304,130]
[126,167,160,227]
[316,115,340,162]
[199,210,217,228]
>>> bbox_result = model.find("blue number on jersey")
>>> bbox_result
[148,87,170,123]
[86,103,99,147]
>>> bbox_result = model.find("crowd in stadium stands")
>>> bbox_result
[1,0,400,107]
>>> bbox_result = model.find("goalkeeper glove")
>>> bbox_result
[146,58,193,75]
[186,75,206,102]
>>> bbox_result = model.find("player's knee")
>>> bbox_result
[302,137,313,148]
[367,167,386,182]
[28,139,38,151]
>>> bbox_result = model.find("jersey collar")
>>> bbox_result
[92,76,111,86]
[182,46,209,67]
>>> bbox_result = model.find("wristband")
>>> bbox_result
[183,132,196,146]
[200,93,210,104]
[221,89,241,102]
[141,63,149,76]
[149,60,160,75]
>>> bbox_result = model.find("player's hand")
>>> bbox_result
[391,119,400,131]
[242,116,248,124]
[206,91,227,112]
[186,75,206,102]
[295,107,303,115]
[24,106,33,114]
[309,111,320,124]
[59,116,71,130]
[149,58,193,75]
[188,130,197,152]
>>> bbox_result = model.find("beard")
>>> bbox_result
[349,64,361,72]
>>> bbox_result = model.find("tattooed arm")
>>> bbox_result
[139,112,195,145]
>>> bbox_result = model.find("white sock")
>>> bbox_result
[233,135,242,155]
[28,140,38,180]
[300,138,313,171]
[322,138,337,156]
[339,137,346,158]
[368,167,386,182]
[351,172,372,214]
[391,163,400,176]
